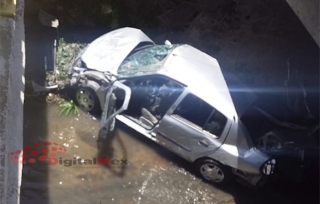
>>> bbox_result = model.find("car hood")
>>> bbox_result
[80,27,154,73]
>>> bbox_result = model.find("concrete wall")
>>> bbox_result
[286,0,320,46]
[0,0,25,203]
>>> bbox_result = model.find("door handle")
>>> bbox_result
[157,131,191,152]
[199,140,209,147]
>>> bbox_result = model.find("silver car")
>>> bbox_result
[69,27,276,186]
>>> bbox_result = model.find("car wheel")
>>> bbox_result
[196,159,231,185]
[76,87,101,114]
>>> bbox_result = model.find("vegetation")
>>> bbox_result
[44,39,85,116]
[58,98,79,116]
[46,38,86,86]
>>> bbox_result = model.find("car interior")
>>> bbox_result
[113,76,184,129]
[172,94,228,138]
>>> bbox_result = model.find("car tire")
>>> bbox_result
[196,159,232,185]
[75,87,101,114]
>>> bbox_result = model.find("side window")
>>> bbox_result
[203,110,227,137]
[173,94,213,128]
[173,93,227,138]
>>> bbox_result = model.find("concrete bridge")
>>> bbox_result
[286,0,319,46]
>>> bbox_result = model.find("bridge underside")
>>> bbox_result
[286,0,319,46]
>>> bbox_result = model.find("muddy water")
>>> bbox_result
[21,95,318,204]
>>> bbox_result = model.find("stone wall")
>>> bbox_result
[0,0,25,203]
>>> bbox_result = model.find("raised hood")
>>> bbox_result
[80,27,154,73]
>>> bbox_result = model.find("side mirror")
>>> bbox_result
[165,40,172,45]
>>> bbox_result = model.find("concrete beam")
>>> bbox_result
[0,0,25,203]
[286,0,320,46]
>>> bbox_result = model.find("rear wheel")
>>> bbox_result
[196,159,232,185]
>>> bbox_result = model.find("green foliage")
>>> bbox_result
[47,38,86,86]
[58,98,79,116]
[56,38,86,80]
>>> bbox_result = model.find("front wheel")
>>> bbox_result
[75,87,101,114]
[196,159,232,185]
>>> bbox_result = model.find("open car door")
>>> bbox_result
[99,81,131,140]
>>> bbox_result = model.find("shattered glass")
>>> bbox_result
[118,44,180,77]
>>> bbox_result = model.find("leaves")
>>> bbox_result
[58,99,79,116]
[47,38,87,87]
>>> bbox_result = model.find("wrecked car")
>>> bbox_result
[68,27,319,187]
[68,27,278,186]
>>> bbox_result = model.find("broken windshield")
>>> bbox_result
[117,44,179,77]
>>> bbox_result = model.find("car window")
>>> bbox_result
[203,110,227,137]
[173,94,213,128]
[118,44,179,77]
[173,93,227,138]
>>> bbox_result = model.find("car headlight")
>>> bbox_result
[261,159,276,175]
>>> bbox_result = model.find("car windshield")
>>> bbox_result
[117,44,179,77]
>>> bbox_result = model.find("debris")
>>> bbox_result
[32,81,58,93]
